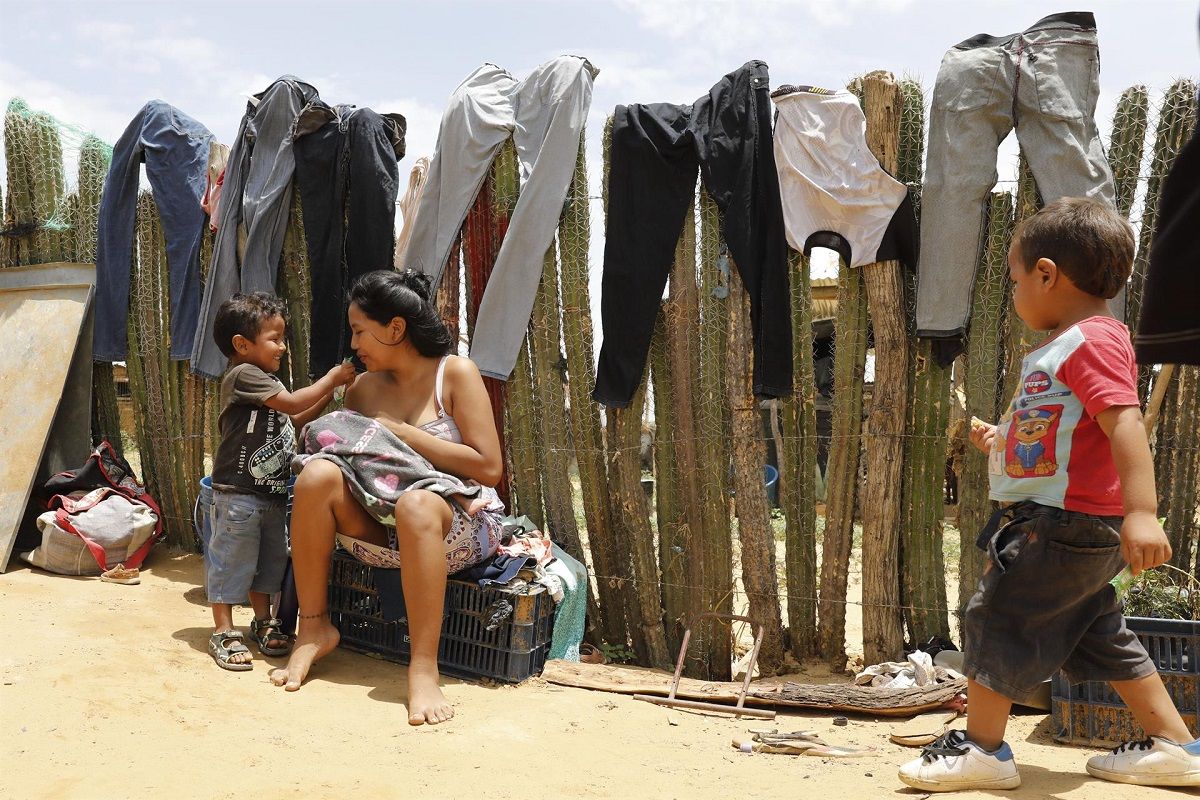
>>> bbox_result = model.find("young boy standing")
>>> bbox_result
[207,292,355,671]
[899,198,1200,790]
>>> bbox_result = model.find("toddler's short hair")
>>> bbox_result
[1012,197,1134,300]
[213,292,287,358]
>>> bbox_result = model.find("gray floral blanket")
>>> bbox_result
[293,409,483,527]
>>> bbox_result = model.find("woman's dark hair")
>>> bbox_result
[349,270,454,357]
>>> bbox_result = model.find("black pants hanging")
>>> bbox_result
[294,105,405,375]
[1136,120,1200,366]
[593,60,792,406]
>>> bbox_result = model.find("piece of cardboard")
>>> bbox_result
[0,263,95,572]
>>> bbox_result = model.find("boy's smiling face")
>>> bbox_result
[233,314,287,373]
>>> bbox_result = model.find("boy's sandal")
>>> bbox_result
[250,617,294,657]
[209,630,253,671]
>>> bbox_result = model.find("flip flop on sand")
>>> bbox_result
[733,730,874,758]
[100,564,140,585]
[889,709,961,747]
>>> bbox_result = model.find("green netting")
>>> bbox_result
[2,97,112,267]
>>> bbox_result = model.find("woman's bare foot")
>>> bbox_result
[269,617,339,691]
[407,659,453,725]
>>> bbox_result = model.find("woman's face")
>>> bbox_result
[348,302,403,370]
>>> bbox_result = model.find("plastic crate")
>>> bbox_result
[1051,616,1200,747]
[328,549,555,682]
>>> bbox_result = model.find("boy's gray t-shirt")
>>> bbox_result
[213,363,295,496]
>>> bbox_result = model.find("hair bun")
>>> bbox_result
[396,269,434,303]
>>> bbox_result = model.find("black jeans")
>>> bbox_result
[1136,119,1200,366]
[593,61,792,406]
[294,104,406,375]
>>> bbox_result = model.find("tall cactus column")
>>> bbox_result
[781,247,819,659]
[897,77,950,645]
[817,251,868,667]
[693,189,734,678]
[559,138,622,647]
[958,192,1014,615]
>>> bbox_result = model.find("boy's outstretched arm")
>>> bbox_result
[264,362,356,417]
[1097,404,1172,575]
[289,387,340,429]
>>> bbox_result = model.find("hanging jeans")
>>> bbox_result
[191,76,320,379]
[593,61,792,407]
[294,103,406,375]
[94,101,213,361]
[915,12,1115,366]
[400,55,596,381]
[1136,120,1200,365]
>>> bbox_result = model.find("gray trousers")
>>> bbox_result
[191,76,320,378]
[401,55,596,381]
[915,12,1115,362]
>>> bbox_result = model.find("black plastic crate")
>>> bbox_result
[1051,616,1200,747]
[328,549,555,682]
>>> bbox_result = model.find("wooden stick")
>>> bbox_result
[1145,364,1176,437]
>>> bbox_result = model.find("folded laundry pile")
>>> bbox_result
[854,651,964,690]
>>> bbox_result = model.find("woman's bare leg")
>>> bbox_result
[393,490,454,725]
[271,460,383,691]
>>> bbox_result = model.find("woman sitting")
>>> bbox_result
[270,270,504,726]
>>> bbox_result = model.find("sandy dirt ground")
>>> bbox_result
[0,551,1179,800]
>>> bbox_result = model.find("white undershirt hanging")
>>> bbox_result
[772,86,909,268]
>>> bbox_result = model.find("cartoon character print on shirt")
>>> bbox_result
[1004,405,1062,478]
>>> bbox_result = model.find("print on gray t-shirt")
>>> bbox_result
[213,363,295,495]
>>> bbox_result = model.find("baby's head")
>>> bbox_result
[214,292,288,372]
[1008,197,1134,330]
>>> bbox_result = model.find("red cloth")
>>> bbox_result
[202,167,225,232]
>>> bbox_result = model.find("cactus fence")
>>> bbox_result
[2,72,1198,679]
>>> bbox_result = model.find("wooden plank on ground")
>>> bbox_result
[541,660,964,717]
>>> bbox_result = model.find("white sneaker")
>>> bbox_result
[1086,736,1200,786]
[898,729,1021,792]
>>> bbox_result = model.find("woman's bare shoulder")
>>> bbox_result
[443,354,481,381]
[344,371,389,411]
[441,355,482,410]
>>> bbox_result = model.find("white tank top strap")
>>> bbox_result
[433,356,450,417]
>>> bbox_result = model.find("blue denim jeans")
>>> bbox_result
[94,101,213,361]
[205,489,288,605]
[191,76,320,379]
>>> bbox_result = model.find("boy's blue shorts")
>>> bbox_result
[963,501,1155,706]
[205,488,288,605]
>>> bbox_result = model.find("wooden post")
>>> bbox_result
[858,71,908,664]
